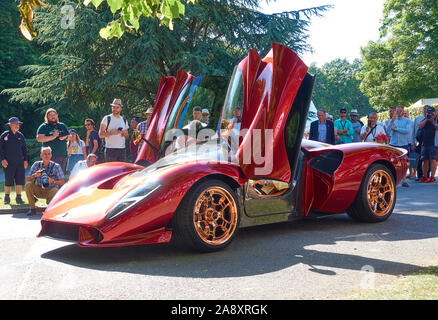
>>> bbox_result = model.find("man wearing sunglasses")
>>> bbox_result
[349,109,363,142]
[334,108,354,144]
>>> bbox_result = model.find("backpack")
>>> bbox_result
[100,115,128,152]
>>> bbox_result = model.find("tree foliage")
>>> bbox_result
[3,0,329,128]
[84,0,197,39]
[358,0,438,111]
[17,0,197,40]
[0,1,41,137]
[309,59,374,117]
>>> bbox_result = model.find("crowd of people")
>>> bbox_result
[0,98,154,215]
[1,99,436,214]
[309,105,438,187]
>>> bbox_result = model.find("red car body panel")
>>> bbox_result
[236,43,308,182]
[136,71,195,164]
[300,141,407,216]
[40,160,245,247]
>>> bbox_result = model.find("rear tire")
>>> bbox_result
[347,164,396,223]
[172,179,240,252]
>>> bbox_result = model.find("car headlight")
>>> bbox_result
[106,181,161,221]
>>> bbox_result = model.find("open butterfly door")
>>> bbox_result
[136,71,195,165]
[229,43,312,183]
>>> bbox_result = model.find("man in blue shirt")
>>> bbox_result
[384,107,396,141]
[309,109,335,144]
[349,109,363,142]
[25,146,65,216]
[334,108,354,144]
[387,105,413,187]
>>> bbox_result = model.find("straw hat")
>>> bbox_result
[110,98,123,107]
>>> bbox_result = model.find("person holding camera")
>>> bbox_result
[98,98,129,162]
[417,106,438,183]
[413,106,428,180]
[25,146,65,216]
[36,108,69,173]
[360,112,386,142]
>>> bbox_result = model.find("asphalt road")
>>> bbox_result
[1,178,437,300]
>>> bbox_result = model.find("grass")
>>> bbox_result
[352,266,438,300]
[0,181,48,210]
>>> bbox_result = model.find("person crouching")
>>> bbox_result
[24,146,65,216]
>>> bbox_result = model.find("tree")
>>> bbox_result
[309,59,374,117]
[0,1,41,137]
[3,0,329,128]
[358,0,438,111]
[17,0,196,40]
[86,0,197,39]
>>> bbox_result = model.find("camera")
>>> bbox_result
[425,106,435,119]
[117,127,123,131]
[39,169,50,188]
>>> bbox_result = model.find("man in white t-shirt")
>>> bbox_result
[360,112,386,142]
[98,98,129,162]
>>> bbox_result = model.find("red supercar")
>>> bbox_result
[38,43,408,252]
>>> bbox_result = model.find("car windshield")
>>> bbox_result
[160,75,228,155]
[135,71,246,176]
[136,141,237,176]
[219,66,244,150]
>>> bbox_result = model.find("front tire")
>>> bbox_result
[172,179,240,252]
[347,164,396,223]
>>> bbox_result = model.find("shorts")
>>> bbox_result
[52,155,68,174]
[421,145,436,161]
[409,150,418,168]
[4,161,25,187]
[105,148,126,162]
[67,154,84,172]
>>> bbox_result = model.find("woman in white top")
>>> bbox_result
[67,129,87,173]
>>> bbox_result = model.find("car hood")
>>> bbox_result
[42,143,232,225]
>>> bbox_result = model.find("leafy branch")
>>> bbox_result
[18,0,197,41]
[84,0,197,39]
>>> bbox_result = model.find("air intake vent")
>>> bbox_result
[308,150,343,175]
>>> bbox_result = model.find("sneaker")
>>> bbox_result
[16,195,24,204]
[402,182,409,187]
[426,177,436,183]
[26,209,37,216]
[4,194,10,205]
[419,177,428,183]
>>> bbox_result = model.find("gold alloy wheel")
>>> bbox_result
[366,169,395,217]
[193,187,238,245]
